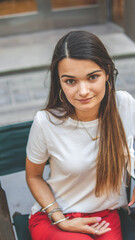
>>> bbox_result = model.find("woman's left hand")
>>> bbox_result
[128,187,135,206]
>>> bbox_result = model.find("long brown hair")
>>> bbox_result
[45,31,130,196]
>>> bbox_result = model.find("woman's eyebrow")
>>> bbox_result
[61,70,102,78]
[61,74,76,78]
[61,70,102,79]
[87,70,102,76]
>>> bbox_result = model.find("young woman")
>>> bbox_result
[26,31,135,240]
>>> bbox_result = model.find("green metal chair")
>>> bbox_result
[0,121,32,240]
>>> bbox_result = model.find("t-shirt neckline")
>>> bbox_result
[66,117,99,128]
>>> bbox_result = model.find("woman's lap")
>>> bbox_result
[29,212,92,240]
[29,209,122,240]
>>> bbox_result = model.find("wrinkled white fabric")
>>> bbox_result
[26,91,135,215]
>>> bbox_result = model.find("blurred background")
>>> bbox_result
[0,0,135,126]
[0,1,135,236]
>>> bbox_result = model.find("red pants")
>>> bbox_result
[29,209,122,240]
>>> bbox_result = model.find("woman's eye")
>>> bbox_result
[89,75,98,80]
[65,79,75,85]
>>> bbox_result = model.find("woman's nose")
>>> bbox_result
[78,82,90,96]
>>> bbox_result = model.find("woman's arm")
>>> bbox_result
[26,157,55,206]
[26,157,63,216]
[26,157,111,235]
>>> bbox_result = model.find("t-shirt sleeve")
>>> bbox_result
[127,92,135,137]
[116,91,135,178]
[125,92,135,178]
[127,136,135,179]
[116,91,135,137]
[26,112,50,164]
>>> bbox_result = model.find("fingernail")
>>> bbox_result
[128,203,131,206]
[97,217,102,222]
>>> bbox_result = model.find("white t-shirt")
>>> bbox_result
[26,91,135,215]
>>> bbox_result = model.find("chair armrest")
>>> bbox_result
[0,183,15,240]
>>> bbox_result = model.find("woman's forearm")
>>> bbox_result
[26,158,66,222]
[26,174,54,207]
[26,174,66,221]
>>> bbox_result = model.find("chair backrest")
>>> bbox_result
[0,121,32,176]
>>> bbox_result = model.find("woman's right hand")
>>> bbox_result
[58,217,111,235]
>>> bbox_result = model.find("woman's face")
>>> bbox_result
[58,58,108,121]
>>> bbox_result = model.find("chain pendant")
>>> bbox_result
[78,118,99,141]
[92,136,99,141]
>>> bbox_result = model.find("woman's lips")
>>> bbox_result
[77,96,95,103]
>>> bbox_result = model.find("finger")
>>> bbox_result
[96,220,107,228]
[93,222,109,233]
[92,220,107,230]
[90,226,111,236]
[128,201,134,206]
[129,188,135,205]
[91,223,99,228]
[128,197,135,206]
[83,224,111,235]
[83,217,102,225]
[96,220,110,229]
[97,228,111,235]
[97,222,110,231]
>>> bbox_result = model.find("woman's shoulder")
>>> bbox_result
[116,90,133,100]
[116,90,135,108]
[34,109,65,126]
[34,110,48,123]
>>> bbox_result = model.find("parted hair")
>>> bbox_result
[45,31,130,196]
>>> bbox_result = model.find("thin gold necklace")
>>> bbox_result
[79,120,99,141]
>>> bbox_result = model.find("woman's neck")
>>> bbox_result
[71,110,98,122]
